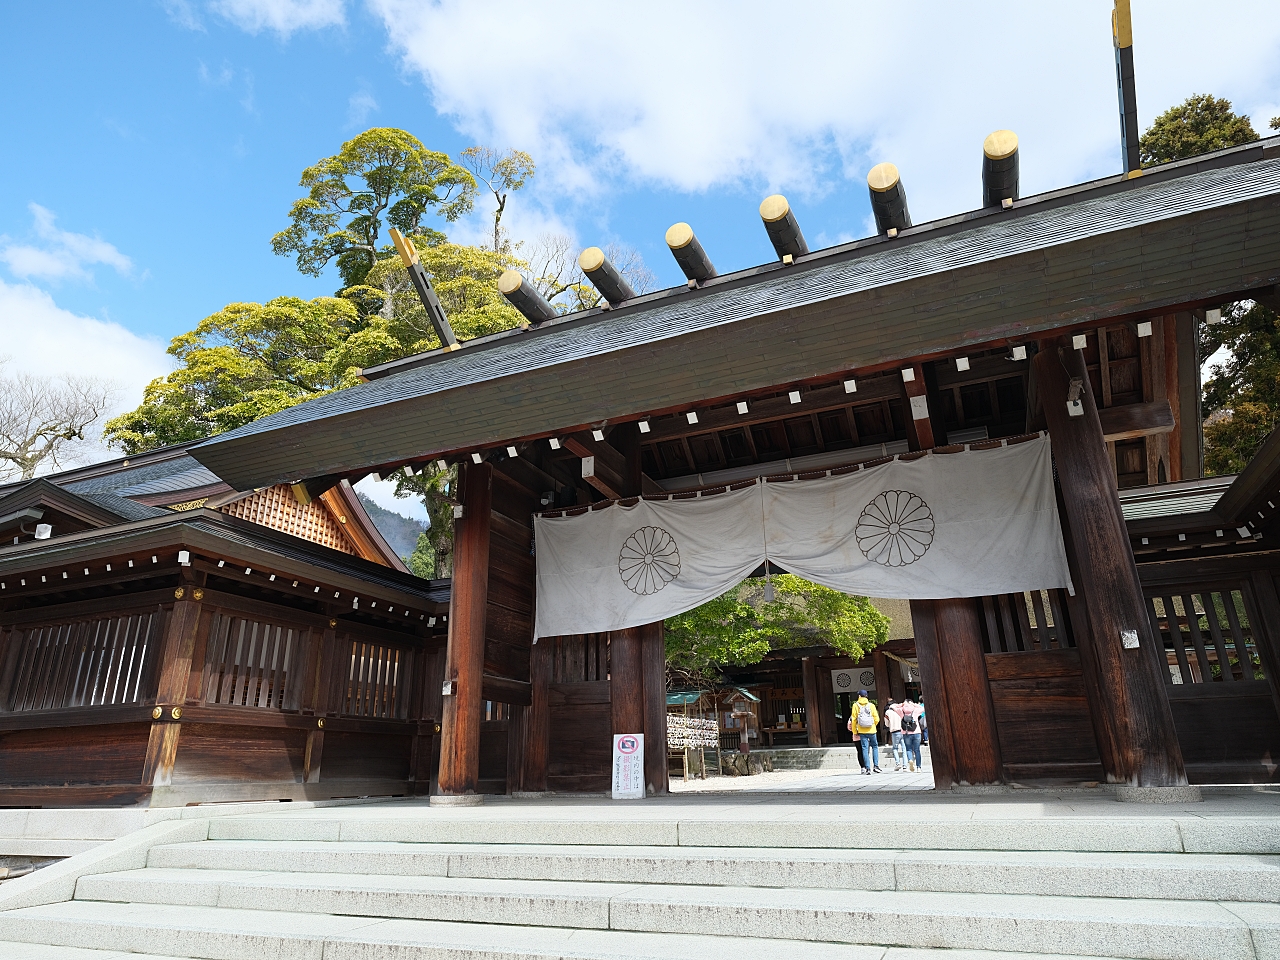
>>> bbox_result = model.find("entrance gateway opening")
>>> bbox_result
[185,132,1280,803]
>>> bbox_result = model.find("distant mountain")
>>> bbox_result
[357,493,427,560]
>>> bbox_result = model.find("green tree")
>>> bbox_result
[103,296,361,453]
[272,128,476,288]
[665,575,890,684]
[1200,299,1280,475]
[1139,94,1259,167]
[337,234,526,367]
[392,462,458,578]
[405,531,437,579]
[459,147,535,254]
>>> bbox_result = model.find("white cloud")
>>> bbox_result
[369,0,1280,227]
[0,204,133,282]
[161,0,205,31]
[0,280,171,415]
[347,89,379,127]
[198,60,236,86]
[210,0,346,36]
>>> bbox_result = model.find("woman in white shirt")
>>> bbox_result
[883,700,906,771]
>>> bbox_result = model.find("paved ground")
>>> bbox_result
[670,746,936,793]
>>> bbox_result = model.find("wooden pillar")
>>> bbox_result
[1246,572,1280,726]
[438,462,493,796]
[1174,312,1202,480]
[888,655,908,703]
[506,704,527,794]
[303,729,324,784]
[815,665,838,745]
[610,626,645,736]
[903,363,936,450]
[801,656,822,747]
[641,621,668,795]
[154,588,203,707]
[143,586,205,790]
[1034,337,1188,787]
[911,600,955,789]
[521,632,552,792]
[873,651,892,744]
[911,598,1003,787]
[313,620,339,716]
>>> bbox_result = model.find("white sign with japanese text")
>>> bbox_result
[612,733,644,800]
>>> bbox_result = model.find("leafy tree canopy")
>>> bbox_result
[271,128,476,288]
[103,296,361,453]
[664,575,890,682]
[1139,94,1259,166]
[337,234,525,367]
[1200,300,1280,475]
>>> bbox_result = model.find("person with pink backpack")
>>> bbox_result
[899,698,923,772]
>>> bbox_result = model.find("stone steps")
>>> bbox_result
[4,797,1280,960]
[48,865,1280,959]
[0,903,1154,960]
[2,901,1269,960]
[201,811,1280,854]
[147,839,1280,901]
[760,746,872,770]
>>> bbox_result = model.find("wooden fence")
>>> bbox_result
[0,585,443,806]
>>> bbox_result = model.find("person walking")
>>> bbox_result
[851,690,881,773]
[846,706,869,772]
[883,699,905,771]
[899,698,923,772]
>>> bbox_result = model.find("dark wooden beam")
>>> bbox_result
[910,599,1003,786]
[800,656,822,747]
[561,432,629,500]
[1098,400,1174,442]
[645,376,900,443]
[438,461,492,797]
[1175,312,1202,479]
[641,621,668,795]
[520,637,552,792]
[610,626,645,738]
[1034,337,1188,787]
[934,354,1027,390]
[481,673,532,707]
[910,599,956,789]
[903,365,935,450]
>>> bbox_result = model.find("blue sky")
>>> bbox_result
[2,0,1278,516]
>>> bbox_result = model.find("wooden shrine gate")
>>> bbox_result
[184,135,1280,799]
[437,456,669,799]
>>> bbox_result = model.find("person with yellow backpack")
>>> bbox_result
[845,690,881,774]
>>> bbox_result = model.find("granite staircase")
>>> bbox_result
[1,801,1279,960]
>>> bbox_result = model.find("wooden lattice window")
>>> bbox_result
[979,589,1076,654]
[221,484,356,554]
[203,614,304,709]
[2,611,158,712]
[341,640,407,719]
[1146,589,1264,684]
